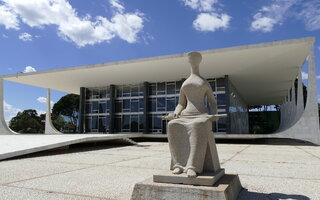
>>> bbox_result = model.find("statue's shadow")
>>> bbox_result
[238,189,311,200]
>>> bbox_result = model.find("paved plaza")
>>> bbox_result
[0,141,319,200]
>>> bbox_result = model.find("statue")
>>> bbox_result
[163,51,225,178]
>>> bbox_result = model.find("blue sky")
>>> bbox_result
[0,0,320,122]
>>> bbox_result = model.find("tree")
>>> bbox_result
[52,94,79,133]
[9,109,44,133]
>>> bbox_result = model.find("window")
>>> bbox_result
[99,117,106,132]
[123,86,130,97]
[92,116,98,130]
[157,82,165,95]
[100,89,107,98]
[115,116,122,132]
[122,115,130,131]
[131,99,139,112]
[166,82,175,94]
[99,102,106,113]
[157,97,165,111]
[115,100,122,113]
[130,115,139,132]
[86,103,91,114]
[166,97,176,111]
[149,83,156,95]
[123,99,130,112]
[91,101,98,113]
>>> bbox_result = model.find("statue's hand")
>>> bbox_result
[162,113,178,120]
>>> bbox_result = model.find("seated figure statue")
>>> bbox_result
[165,51,221,178]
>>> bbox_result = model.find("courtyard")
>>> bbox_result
[0,140,319,200]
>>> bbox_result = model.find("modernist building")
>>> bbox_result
[0,37,319,144]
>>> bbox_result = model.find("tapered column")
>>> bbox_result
[78,87,85,133]
[294,69,304,123]
[0,79,16,134]
[143,82,149,134]
[275,44,320,144]
[109,85,115,133]
[44,88,61,134]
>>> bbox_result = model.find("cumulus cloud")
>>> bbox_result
[182,0,218,12]
[4,101,21,124]
[0,0,145,46]
[250,0,297,32]
[193,13,230,31]
[298,0,320,31]
[181,0,230,32]
[37,96,54,106]
[19,32,32,41]
[23,66,36,73]
[0,4,19,29]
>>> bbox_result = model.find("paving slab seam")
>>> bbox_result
[2,165,100,185]
[1,185,114,200]
[295,146,320,160]
[220,145,250,164]
[237,173,320,181]
[27,159,101,166]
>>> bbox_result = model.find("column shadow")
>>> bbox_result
[238,189,311,200]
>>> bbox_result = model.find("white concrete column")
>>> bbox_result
[0,79,16,134]
[275,44,320,144]
[44,88,61,134]
[294,69,304,123]
[289,81,297,127]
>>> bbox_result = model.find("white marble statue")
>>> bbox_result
[164,51,223,178]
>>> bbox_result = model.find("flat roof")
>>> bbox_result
[1,37,314,106]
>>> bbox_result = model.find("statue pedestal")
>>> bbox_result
[131,174,242,200]
[153,168,225,186]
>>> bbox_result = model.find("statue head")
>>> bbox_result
[188,51,202,67]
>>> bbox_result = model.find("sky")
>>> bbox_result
[0,0,320,122]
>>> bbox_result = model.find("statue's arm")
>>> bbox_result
[206,85,217,115]
[174,89,186,116]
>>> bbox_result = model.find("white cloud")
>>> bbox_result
[298,0,320,31]
[19,32,32,41]
[37,97,55,108]
[2,33,8,38]
[4,101,21,124]
[301,71,320,80]
[0,0,145,47]
[0,4,19,29]
[193,13,230,32]
[250,0,297,32]
[301,71,308,80]
[182,0,218,12]
[23,66,36,73]
[181,0,230,32]
[36,109,46,115]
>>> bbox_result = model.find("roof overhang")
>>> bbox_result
[1,37,314,106]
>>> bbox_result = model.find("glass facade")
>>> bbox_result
[83,77,230,134]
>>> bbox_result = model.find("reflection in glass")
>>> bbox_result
[166,97,176,111]
[99,117,106,132]
[122,115,130,131]
[99,102,106,113]
[149,83,156,95]
[157,97,165,111]
[123,86,130,97]
[123,99,130,111]
[92,101,98,113]
[131,99,139,112]
[92,116,98,130]
[131,115,139,132]
[139,115,144,130]
[131,86,139,96]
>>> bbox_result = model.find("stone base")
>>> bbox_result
[131,174,242,200]
[153,168,225,186]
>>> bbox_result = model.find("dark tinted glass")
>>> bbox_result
[131,100,139,112]
[122,115,130,130]
[131,86,139,96]
[130,115,139,132]
[166,97,176,111]
[115,100,122,113]
[166,82,175,94]
[92,101,98,113]
[123,99,130,111]
[99,117,106,132]
[157,82,165,95]
[99,102,106,113]
[123,86,130,97]
[92,116,98,129]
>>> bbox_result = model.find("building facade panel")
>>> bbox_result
[82,77,237,134]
